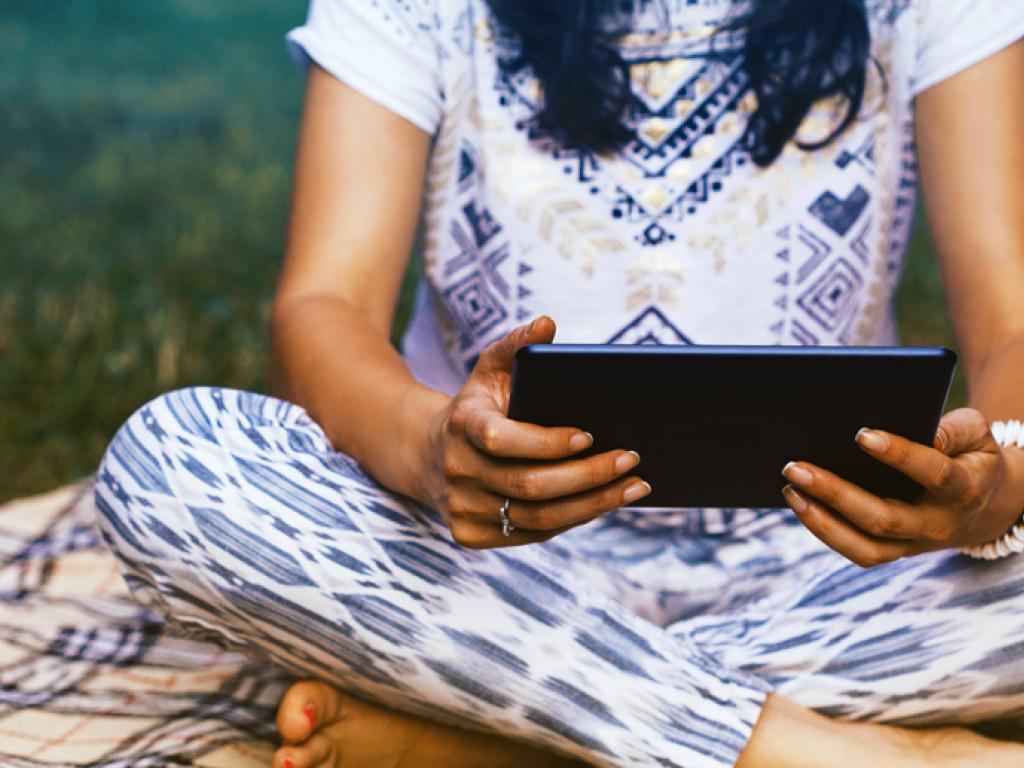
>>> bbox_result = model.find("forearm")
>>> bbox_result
[270,293,449,503]
[967,335,1024,423]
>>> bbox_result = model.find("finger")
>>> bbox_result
[459,405,593,459]
[449,478,652,547]
[449,516,582,549]
[274,734,335,768]
[782,485,919,568]
[508,475,652,530]
[782,460,920,539]
[474,316,556,376]
[854,428,968,500]
[933,408,998,456]
[475,449,641,502]
[458,474,651,530]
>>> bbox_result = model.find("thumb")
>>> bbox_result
[934,408,995,456]
[474,316,556,376]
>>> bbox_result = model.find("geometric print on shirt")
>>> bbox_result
[415,0,921,375]
[496,45,756,250]
[95,387,1024,768]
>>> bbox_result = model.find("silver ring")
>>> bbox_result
[499,498,515,537]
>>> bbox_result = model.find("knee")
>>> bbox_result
[96,387,336,516]
[95,388,213,541]
[99,387,222,490]
[98,387,304,508]
[104,385,322,465]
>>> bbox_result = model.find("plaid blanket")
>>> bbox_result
[0,482,290,767]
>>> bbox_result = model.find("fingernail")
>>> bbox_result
[527,318,539,334]
[856,428,887,452]
[569,432,593,452]
[302,703,315,730]
[282,759,294,768]
[622,480,652,504]
[782,461,814,486]
[615,451,641,473]
[782,484,808,514]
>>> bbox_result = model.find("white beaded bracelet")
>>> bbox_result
[960,420,1024,560]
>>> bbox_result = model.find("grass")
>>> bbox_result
[0,0,963,502]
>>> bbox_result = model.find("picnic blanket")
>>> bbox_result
[0,482,290,767]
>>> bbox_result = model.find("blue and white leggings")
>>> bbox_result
[95,388,1024,767]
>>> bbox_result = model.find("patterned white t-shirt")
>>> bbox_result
[288,0,1024,396]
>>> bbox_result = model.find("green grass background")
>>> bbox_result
[0,0,963,502]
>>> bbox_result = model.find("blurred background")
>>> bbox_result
[1,0,962,503]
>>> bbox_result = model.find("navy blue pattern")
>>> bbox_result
[94,388,1024,767]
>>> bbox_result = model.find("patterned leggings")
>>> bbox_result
[95,388,1024,767]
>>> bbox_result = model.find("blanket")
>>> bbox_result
[0,482,290,767]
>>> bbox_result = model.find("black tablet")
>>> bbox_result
[508,345,957,509]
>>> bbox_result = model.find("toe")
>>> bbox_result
[274,734,336,768]
[276,680,344,745]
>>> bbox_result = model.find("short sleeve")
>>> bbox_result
[286,0,443,135]
[912,0,1024,96]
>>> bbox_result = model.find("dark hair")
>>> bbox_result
[486,0,873,167]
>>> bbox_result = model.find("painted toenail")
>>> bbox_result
[303,703,316,730]
[282,759,294,768]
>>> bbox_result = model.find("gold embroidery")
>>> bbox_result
[674,98,696,117]
[628,252,685,284]
[524,79,543,105]
[695,77,714,99]
[640,117,671,144]
[727,189,771,227]
[557,228,575,259]
[551,200,584,215]
[474,19,494,47]
[667,159,694,181]
[658,285,679,305]
[717,112,741,138]
[500,154,627,278]
[688,233,727,273]
[801,154,816,184]
[507,179,561,220]
[593,237,626,253]
[616,25,715,47]
[539,210,554,241]
[579,245,599,277]
[755,194,769,227]
[632,58,699,101]
[627,285,654,311]
[692,134,718,160]
[570,218,605,234]
[640,184,670,211]
[619,165,643,183]
[737,91,759,115]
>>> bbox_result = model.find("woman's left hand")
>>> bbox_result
[781,408,1023,568]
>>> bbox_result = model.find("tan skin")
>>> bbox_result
[269,38,1024,768]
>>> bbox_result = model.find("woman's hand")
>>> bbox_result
[418,316,651,549]
[781,408,1024,567]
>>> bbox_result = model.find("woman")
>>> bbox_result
[95,0,1024,765]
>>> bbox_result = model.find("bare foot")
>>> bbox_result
[737,694,1024,768]
[273,680,585,768]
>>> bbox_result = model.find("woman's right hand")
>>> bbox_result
[418,316,652,549]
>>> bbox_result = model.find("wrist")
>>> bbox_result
[992,444,1024,524]
[394,385,451,505]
